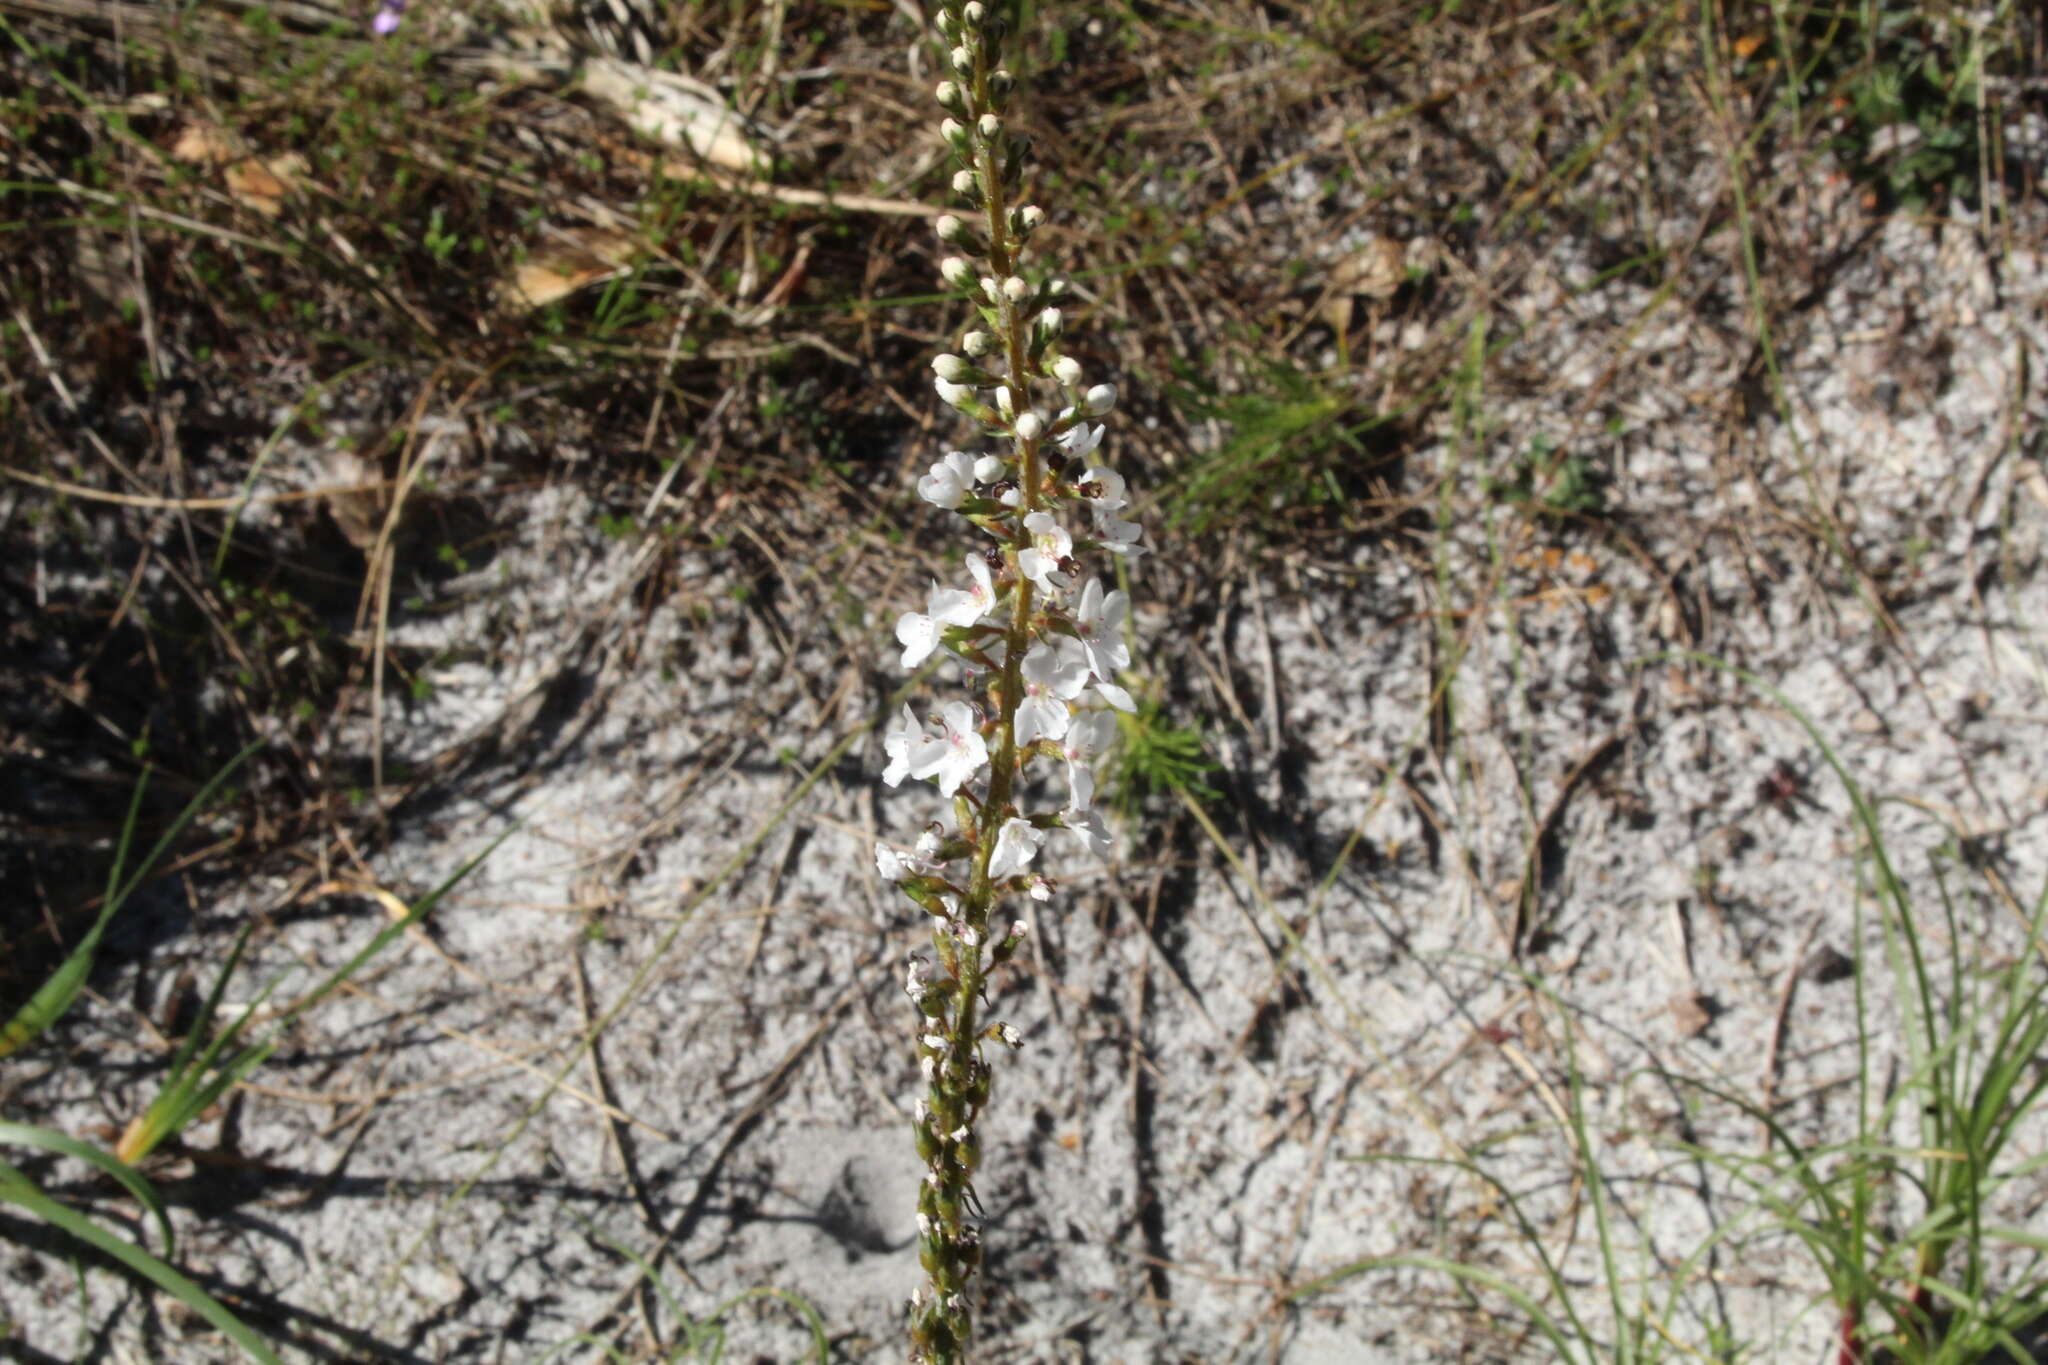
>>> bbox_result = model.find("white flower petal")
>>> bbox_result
[988,818,1046,879]
[896,612,941,668]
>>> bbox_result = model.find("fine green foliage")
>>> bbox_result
[1110,697,1220,815]
[1162,357,1386,536]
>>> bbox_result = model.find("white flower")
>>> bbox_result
[896,610,942,668]
[1095,509,1146,558]
[917,451,977,508]
[876,842,923,882]
[1082,464,1127,512]
[882,704,928,787]
[1056,634,1133,712]
[1059,419,1104,461]
[930,554,996,626]
[1026,876,1052,902]
[1017,511,1072,594]
[1072,578,1132,678]
[1052,356,1083,387]
[1061,806,1113,859]
[1091,675,1136,712]
[909,700,988,796]
[1085,382,1118,414]
[1060,709,1117,812]
[987,817,1046,878]
[915,825,945,860]
[927,581,983,629]
[1015,640,1086,747]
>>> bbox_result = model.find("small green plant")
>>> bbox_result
[1485,432,1607,518]
[544,1226,827,1362]
[1111,696,1220,815]
[421,205,458,262]
[1767,1,2013,210]
[1667,660,2048,1365]
[1162,356,1386,535]
[1296,662,2048,1363]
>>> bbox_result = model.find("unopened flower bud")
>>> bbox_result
[1018,204,1045,233]
[935,80,966,114]
[980,276,1002,302]
[1001,276,1031,303]
[973,454,1004,483]
[961,329,993,357]
[939,256,974,288]
[989,69,1014,101]
[962,1,985,25]
[936,213,968,243]
[951,169,978,196]
[995,385,1015,416]
[1085,382,1118,415]
[932,353,971,381]
[1036,306,1062,336]
[949,45,973,76]
[935,378,974,408]
[940,118,971,153]
[1014,412,1044,440]
[1052,356,1083,386]
[977,114,1001,141]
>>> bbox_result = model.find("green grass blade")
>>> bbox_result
[0,1122,173,1256]
[0,1156,283,1365]
[0,742,262,1059]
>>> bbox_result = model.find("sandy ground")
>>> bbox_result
[6,167,2048,1364]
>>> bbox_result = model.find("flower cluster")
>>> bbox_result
[879,4,1143,1360]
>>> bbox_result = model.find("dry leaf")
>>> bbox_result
[579,59,770,174]
[224,153,304,218]
[1318,235,1408,333]
[496,228,643,312]
[170,122,302,216]
[1331,235,1408,301]
[171,121,235,166]
[1668,990,1714,1038]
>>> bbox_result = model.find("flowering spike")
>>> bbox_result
[884,6,1144,1358]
